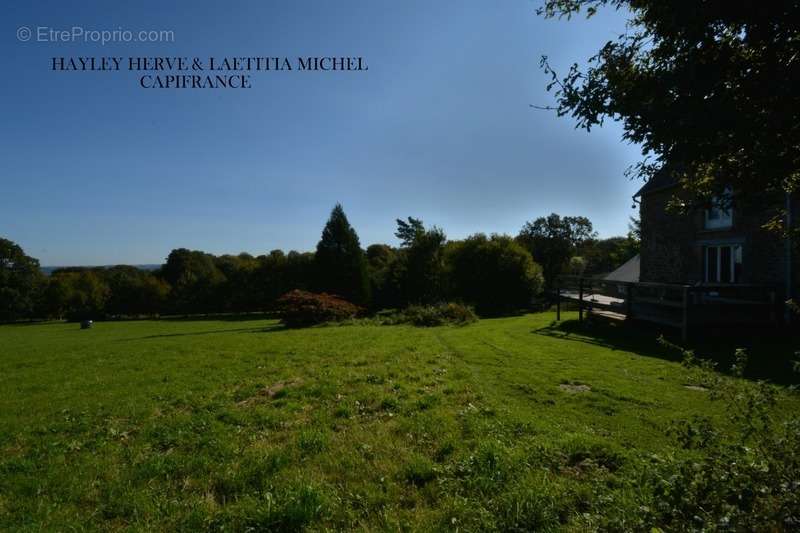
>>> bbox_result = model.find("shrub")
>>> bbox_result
[610,339,800,531]
[276,290,361,328]
[400,302,478,327]
[444,234,544,316]
[364,303,478,327]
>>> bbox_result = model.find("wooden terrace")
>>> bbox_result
[556,276,781,341]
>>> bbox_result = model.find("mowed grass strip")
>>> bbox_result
[0,312,796,531]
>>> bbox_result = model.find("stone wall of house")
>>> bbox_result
[639,187,694,283]
[740,213,785,286]
[640,189,799,301]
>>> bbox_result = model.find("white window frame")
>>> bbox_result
[704,244,742,283]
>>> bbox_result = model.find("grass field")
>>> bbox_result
[1,312,797,531]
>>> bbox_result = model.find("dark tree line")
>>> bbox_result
[0,206,638,322]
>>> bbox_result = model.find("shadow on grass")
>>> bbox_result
[535,318,799,385]
[157,312,280,322]
[120,323,285,341]
[0,319,68,327]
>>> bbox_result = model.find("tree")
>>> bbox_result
[252,250,289,307]
[214,254,260,313]
[445,234,544,315]
[537,1,800,218]
[285,251,316,293]
[104,266,169,317]
[395,217,425,247]
[577,218,640,276]
[366,244,398,309]
[0,238,44,321]
[136,274,171,316]
[314,204,370,304]
[161,249,226,314]
[44,270,110,321]
[391,217,447,305]
[516,213,596,289]
[366,244,396,271]
[628,215,641,242]
[567,255,587,277]
[250,250,315,309]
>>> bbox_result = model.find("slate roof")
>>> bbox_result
[604,254,640,283]
[633,167,679,197]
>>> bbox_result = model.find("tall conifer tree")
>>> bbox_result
[314,204,370,304]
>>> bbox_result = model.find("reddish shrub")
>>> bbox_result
[276,290,361,328]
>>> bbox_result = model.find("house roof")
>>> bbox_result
[604,254,640,283]
[633,167,679,198]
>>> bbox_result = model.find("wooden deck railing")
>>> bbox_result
[555,276,779,340]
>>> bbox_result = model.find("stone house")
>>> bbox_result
[634,170,798,302]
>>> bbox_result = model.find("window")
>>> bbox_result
[704,188,733,229]
[704,244,742,283]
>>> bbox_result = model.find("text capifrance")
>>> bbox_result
[50,56,369,89]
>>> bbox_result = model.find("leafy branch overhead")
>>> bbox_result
[537,0,800,203]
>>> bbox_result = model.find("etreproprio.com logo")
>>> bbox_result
[17,26,174,45]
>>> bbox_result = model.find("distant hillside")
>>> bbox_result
[40,264,162,276]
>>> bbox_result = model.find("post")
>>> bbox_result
[681,286,690,342]
[556,279,561,321]
[625,283,633,319]
[578,278,584,322]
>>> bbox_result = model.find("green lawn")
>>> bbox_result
[0,312,797,531]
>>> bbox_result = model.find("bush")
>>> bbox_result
[377,303,478,327]
[45,270,111,321]
[445,234,544,316]
[606,339,800,531]
[276,290,361,328]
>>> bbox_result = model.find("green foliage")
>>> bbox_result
[365,244,397,309]
[0,238,44,321]
[401,454,437,487]
[537,0,800,205]
[517,213,596,288]
[366,244,395,271]
[276,289,362,328]
[491,476,568,532]
[3,209,604,321]
[445,234,544,315]
[396,302,478,327]
[253,250,316,308]
[0,312,798,530]
[103,266,170,317]
[297,429,328,456]
[611,338,800,531]
[44,270,111,321]
[161,248,226,314]
[216,482,328,531]
[388,217,448,305]
[314,204,370,305]
[394,216,425,247]
[213,253,261,313]
[579,216,640,276]
[566,255,586,277]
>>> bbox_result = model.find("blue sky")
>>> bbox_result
[1,0,641,266]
